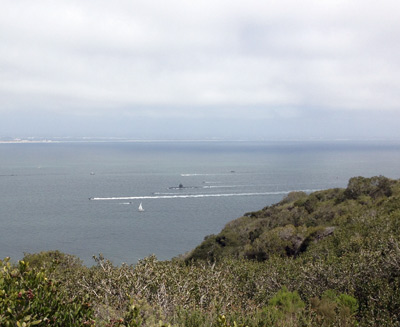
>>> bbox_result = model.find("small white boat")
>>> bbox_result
[138,202,144,212]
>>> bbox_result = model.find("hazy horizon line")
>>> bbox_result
[1,136,400,144]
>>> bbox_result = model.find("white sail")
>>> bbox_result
[138,202,144,212]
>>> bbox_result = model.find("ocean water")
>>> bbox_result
[1,140,399,266]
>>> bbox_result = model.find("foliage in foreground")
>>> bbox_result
[0,258,93,326]
[1,176,400,326]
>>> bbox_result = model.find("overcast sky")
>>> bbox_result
[1,0,399,140]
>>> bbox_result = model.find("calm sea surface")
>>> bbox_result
[1,141,399,265]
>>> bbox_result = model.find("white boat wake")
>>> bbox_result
[90,189,318,201]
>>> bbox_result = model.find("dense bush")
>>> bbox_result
[0,258,93,326]
[344,175,393,199]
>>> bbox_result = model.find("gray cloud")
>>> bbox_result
[1,0,400,139]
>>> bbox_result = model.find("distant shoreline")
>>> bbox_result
[0,140,60,144]
[1,138,400,144]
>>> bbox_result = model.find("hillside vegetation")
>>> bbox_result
[185,175,396,262]
[1,176,400,326]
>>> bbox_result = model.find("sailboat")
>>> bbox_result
[138,202,144,212]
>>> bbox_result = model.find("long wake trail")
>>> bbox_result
[90,189,317,201]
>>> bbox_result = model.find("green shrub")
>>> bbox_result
[344,176,393,200]
[268,286,305,314]
[0,258,94,326]
[310,290,358,326]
